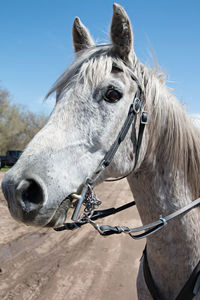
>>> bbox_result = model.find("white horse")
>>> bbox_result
[2,4,200,299]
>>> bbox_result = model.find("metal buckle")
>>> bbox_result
[141,111,148,124]
[133,97,141,114]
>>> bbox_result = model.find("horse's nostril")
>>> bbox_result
[22,180,43,204]
[16,179,44,212]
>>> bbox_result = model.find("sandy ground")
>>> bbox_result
[0,172,145,300]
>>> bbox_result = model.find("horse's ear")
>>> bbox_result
[110,4,134,63]
[72,17,95,53]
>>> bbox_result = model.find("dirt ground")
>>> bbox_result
[0,172,145,300]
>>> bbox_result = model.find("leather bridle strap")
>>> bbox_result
[105,110,148,182]
[102,89,143,168]
[103,67,148,182]
[134,111,148,169]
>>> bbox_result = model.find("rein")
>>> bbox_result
[55,195,200,239]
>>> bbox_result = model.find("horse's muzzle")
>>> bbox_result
[1,171,73,227]
[1,173,49,225]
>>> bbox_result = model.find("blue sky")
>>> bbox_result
[1,0,200,115]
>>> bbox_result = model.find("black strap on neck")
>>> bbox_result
[143,246,200,300]
[176,261,200,300]
[143,247,162,300]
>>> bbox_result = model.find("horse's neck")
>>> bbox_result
[127,72,200,297]
[128,169,200,298]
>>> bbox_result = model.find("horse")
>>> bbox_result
[2,3,200,299]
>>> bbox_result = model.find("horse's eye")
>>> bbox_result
[104,89,122,103]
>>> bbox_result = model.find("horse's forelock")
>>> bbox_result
[46,45,112,99]
[45,44,139,100]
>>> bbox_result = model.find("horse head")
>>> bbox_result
[2,4,148,227]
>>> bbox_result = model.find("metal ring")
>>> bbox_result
[159,216,167,226]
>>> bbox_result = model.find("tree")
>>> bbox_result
[0,87,48,154]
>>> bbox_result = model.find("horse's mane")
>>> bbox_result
[137,61,200,198]
[47,45,200,197]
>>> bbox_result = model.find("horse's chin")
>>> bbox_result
[45,197,73,227]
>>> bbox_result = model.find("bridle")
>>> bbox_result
[54,66,200,239]
[54,66,148,231]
